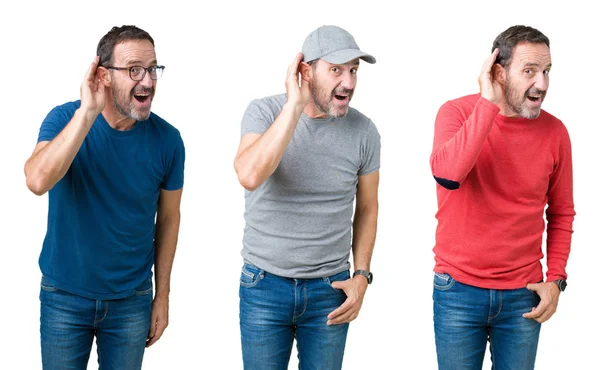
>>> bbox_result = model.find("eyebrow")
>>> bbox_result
[352,60,360,66]
[523,62,552,68]
[125,59,158,66]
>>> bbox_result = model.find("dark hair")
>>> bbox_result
[492,25,549,69]
[97,25,154,66]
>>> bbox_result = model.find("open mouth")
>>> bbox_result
[134,93,150,103]
[334,94,349,102]
[527,95,541,102]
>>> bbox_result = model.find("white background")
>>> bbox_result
[1,0,598,368]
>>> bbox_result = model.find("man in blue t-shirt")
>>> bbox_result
[24,25,185,369]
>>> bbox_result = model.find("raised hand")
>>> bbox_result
[80,56,107,117]
[285,52,311,109]
[478,48,503,104]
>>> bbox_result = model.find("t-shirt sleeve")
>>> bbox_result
[240,99,274,137]
[358,120,381,176]
[161,133,185,191]
[37,104,75,143]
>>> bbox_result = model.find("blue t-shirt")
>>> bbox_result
[37,101,185,300]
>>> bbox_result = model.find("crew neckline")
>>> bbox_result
[496,112,544,125]
[97,113,145,137]
[301,112,335,124]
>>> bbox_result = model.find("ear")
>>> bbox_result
[492,63,506,85]
[97,66,112,87]
[299,62,313,82]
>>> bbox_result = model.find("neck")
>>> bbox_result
[303,101,328,119]
[496,98,519,118]
[101,104,137,131]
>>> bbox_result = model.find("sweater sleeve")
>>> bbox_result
[430,96,500,190]
[545,123,575,282]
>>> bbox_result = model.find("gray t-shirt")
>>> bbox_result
[240,94,381,278]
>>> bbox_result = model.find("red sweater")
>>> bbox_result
[430,94,575,289]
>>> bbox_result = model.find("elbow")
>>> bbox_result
[234,158,260,191]
[237,173,260,192]
[430,156,461,190]
[433,175,460,190]
[24,163,50,196]
[25,174,48,196]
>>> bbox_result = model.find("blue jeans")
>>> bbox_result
[433,273,542,370]
[239,263,350,370]
[40,276,153,370]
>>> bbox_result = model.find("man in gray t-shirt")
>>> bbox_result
[234,25,380,369]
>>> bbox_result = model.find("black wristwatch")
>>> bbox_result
[353,270,373,284]
[553,279,567,292]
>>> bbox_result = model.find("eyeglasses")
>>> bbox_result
[104,65,165,81]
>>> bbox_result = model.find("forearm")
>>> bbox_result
[430,97,498,189]
[546,205,575,281]
[154,213,181,299]
[351,204,378,271]
[25,108,96,195]
[545,126,575,281]
[234,102,304,191]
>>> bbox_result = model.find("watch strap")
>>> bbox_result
[353,269,372,284]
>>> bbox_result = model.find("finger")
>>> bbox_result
[147,312,158,340]
[330,280,348,290]
[84,56,100,82]
[526,283,539,292]
[327,309,357,325]
[537,305,557,323]
[481,48,499,75]
[146,320,167,347]
[327,298,353,320]
[287,52,303,79]
[522,301,548,319]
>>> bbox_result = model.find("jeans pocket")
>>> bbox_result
[40,276,58,292]
[433,272,455,291]
[240,263,264,288]
[133,277,153,296]
[323,270,351,290]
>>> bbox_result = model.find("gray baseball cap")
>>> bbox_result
[302,25,376,65]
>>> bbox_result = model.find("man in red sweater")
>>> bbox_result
[430,25,575,370]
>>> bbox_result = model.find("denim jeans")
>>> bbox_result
[239,263,350,370]
[433,273,542,370]
[40,276,153,370]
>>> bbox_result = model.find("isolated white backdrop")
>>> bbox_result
[1,0,597,369]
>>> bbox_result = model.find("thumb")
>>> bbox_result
[526,283,539,292]
[147,317,157,339]
[331,280,347,290]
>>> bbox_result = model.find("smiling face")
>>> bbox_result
[500,42,551,119]
[309,58,359,118]
[108,39,157,121]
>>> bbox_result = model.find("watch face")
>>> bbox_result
[367,272,373,284]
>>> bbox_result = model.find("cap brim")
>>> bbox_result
[321,49,376,64]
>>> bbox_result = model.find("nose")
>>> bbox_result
[340,70,357,90]
[139,69,154,88]
[534,71,549,91]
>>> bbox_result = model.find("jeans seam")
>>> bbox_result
[240,271,263,288]
[434,272,449,281]
[40,285,58,292]
[488,290,503,321]
[241,269,254,279]
[94,301,109,326]
[133,287,153,296]
[433,279,455,291]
